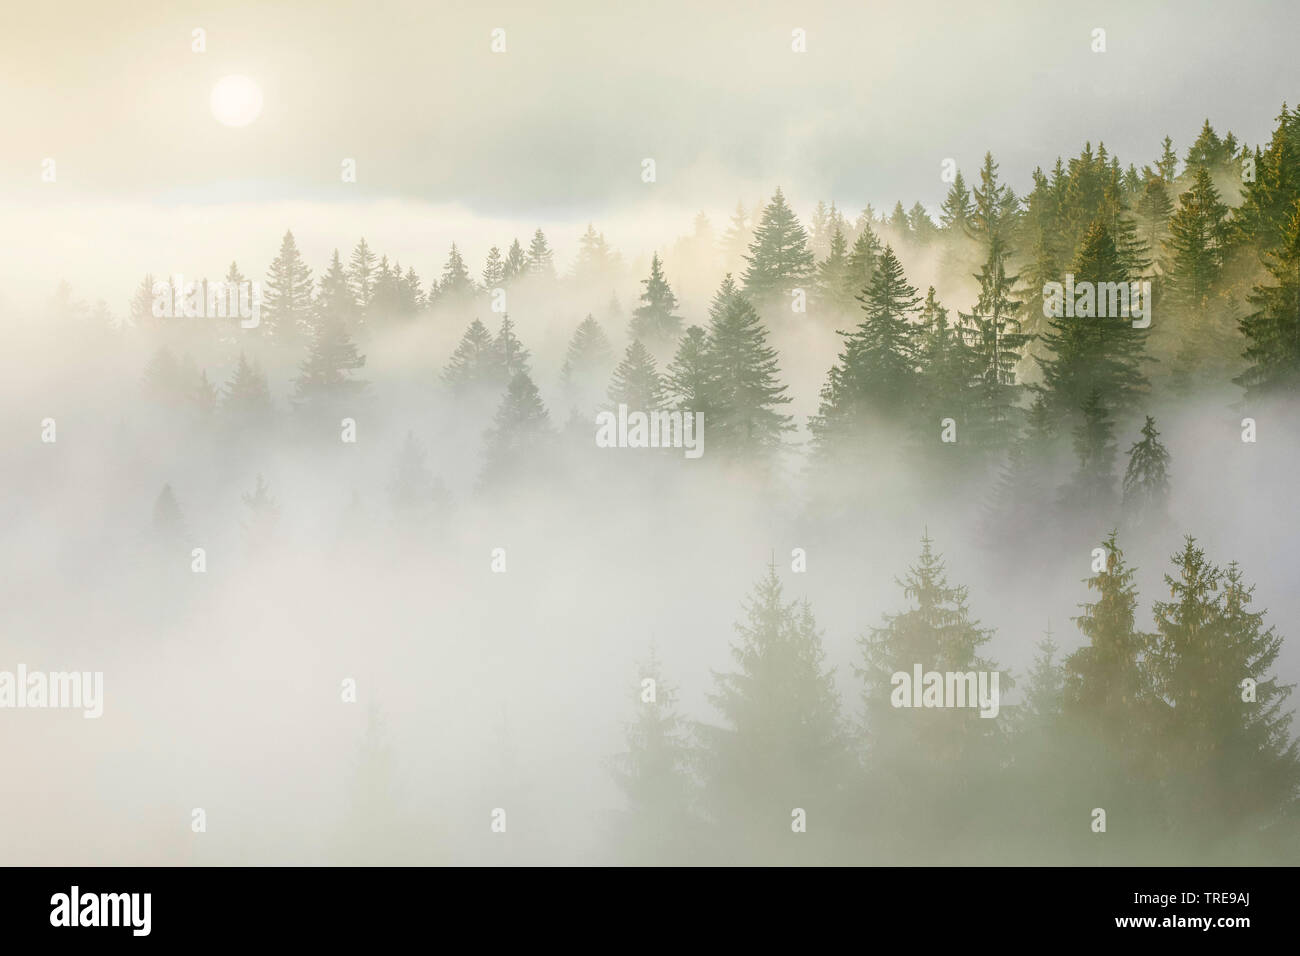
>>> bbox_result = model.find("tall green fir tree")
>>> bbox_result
[741,188,815,303]
[697,564,846,862]
[263,230,314,341]
[607,339,665,411]
[628,253,682,347]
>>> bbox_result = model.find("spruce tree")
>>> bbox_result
[705,287,794,458]
[604,648,699,864]
[697,564,845,859]
[493,315,532,382]
[663,325,716,415]
[1061,388,1118,512]
[810,245,922,460]
[1121,415,1171,525]
[628,253,682,347]
[347,238,378,318]
[432,243,475,306]
[292,312,367,418]
[222,351,273,427]
[1236,200,1300,397]
[939,171,975,234]
[1164,166,1231,310]
[741,188,815,302]
[841,221,882,305]
[607,340,665,411]
[1063,532,1152,755]
[960,233,1028,453]
[129,274,156,330]
[915,287,977,450]
[526,228,556,279]
[1035,220,1149,428]
[814,223,855,314]
[480,370,552,487]
[152,483,187,542]
[502,239,527,283]
[263,230,314,341]
[482,246,506,290]
[719,201,752,275]
[316,249,355,332]
[442,318,500,394]
[559,315,615,405]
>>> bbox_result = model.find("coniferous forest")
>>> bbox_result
[4,6,1300,870]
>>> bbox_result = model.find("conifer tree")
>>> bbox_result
[559,315,615,405]
[572,224,616,285]
[493,314,532,382]
[129,273,156,330]
[1063,532,1152,754]
[1144,539,1296,836]
[263,230,314,341]
[222,351,273,427]
[1234,104,1300,252]
[348,238,378,318]
[526,228,556,279]
[719,201,752,275]
[292,312,367,417]
[1164,167,1231,310]
[480,370,552,487]
[705,287,794,458]
[939,171,975,234]
[663,325,716,415]
[628,253,682,347]
[442,318,500,394]
[607,340,665,411]
[858,532,1006,849]
[401,266,424,314]
[1035,220,1149,428]
[152,483,187,541]
[1237,200,1300,397]
[316,249,355,331]
[842,221,882,304]
[604,648,699,864]
[697,564,845,858]
[1121,415,1171,525]
[502,239,527,283]
[481,246,506,290]
[142,346,186,405]
[960,233,1028,453]
[741,188,815,302]
[915,287,977,446]
[1024,626,1065,722]
[810,245,922,459]
[191,369,219,420]
[814,223,855,314]
[1062,388,1118,511]
[432,243,475,306]
[1156,135,1179,184]
[907,202,938,244]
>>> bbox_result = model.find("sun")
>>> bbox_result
[210,75,263,128]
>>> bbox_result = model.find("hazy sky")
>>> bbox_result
[1,0,1297,306]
